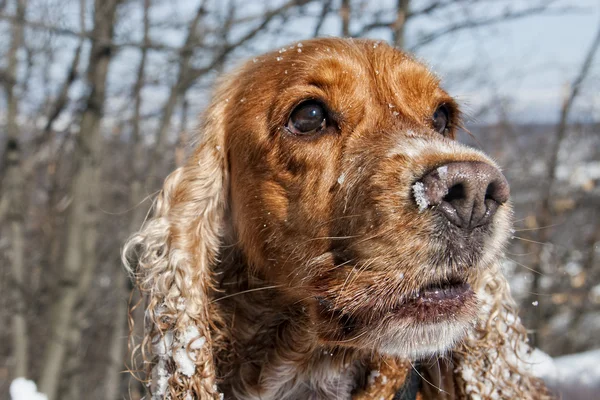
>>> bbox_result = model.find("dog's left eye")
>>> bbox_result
[432,105,450,134]
[286,101,327,135]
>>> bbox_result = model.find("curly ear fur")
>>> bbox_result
[451,264,553,400]
[123,85,230,399]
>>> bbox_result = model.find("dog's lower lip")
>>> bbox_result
[390,281,474,320]
[407,281,471,302]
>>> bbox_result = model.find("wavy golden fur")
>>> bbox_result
[123,38,553,399]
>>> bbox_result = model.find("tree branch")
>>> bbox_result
[313,0,333,37]
[411,5,580,51]
[184,0,313,87]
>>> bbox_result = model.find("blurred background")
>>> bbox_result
[0,0,599,399]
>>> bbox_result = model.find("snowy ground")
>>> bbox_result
[530,348,600,400]
[9,378,47,400]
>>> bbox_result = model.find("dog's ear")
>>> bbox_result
[452,266,553,399]
[123,87,230,399]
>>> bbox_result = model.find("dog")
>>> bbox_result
[124,38,552,399]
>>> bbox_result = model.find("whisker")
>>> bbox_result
[513,223,561,232]
[333,260,360,311]
[99,189,160,216]
[347,258,376,288]
[350,229,393,247]
[307,235,362,241]
[314,213,365,228]
[505,256,544,276]
[212,285,282,303]
[332,329,371,343]
[408,359,450,395]
[525,291,553,297]
[505,250,534,257]
[511,217,529,224]
[510,235,553,246]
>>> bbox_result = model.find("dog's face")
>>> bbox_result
[221,39,512,359]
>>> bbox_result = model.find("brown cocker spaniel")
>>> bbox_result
[124,38,553,400]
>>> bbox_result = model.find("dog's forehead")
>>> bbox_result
[244,38,440,91]
[231,38,450,126]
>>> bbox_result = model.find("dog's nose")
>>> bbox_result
[414,161,509,229]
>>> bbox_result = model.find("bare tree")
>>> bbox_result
[392,0,410,48]
[340,0,350,37]
[0,0,28,381]
[38,1,123,399]
[527,16,600,347]
[103,2,154,399]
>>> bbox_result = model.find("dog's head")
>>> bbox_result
[222,38,511,357]
[125,38,517,398]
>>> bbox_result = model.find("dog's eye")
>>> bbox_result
[432,105,450,135]
[286,101,326,135]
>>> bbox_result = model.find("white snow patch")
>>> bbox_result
[173,325,206,377]
[174,347,196,377]
[153,358,170,399]
[153,331,174,356]
[10,378,48,400]
[412,181,429,212]
[529,348,600,397]
[151,324,207,393]
[368,369,380,384]
[181,325,205,350]
[437,165,448,180]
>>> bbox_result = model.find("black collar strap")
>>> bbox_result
[393,363,421,400]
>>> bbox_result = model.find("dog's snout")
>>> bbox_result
[415,161,509,229]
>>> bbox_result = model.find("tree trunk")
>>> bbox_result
[104,274,129,400]
[104,2,153,399]
[0,0,28,380]
[340,0,350,37]
[38,1,121,399]
[143,4,205,192]
[175,96,189,167]
[393,0,410,49]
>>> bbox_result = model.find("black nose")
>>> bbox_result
[413,161,510,229]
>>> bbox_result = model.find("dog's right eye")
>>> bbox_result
[286,101,327,135]
[432,104,450,135]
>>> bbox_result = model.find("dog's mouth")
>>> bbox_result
[390,279,474,321]
[315,276,476,334]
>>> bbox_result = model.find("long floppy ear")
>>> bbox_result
[123,88,230,399]
[452,265,554,399]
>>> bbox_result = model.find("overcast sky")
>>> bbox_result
[426,0,600,123]
[251,0,600,123]
[131,0,600,124]
[4,0,598,126]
